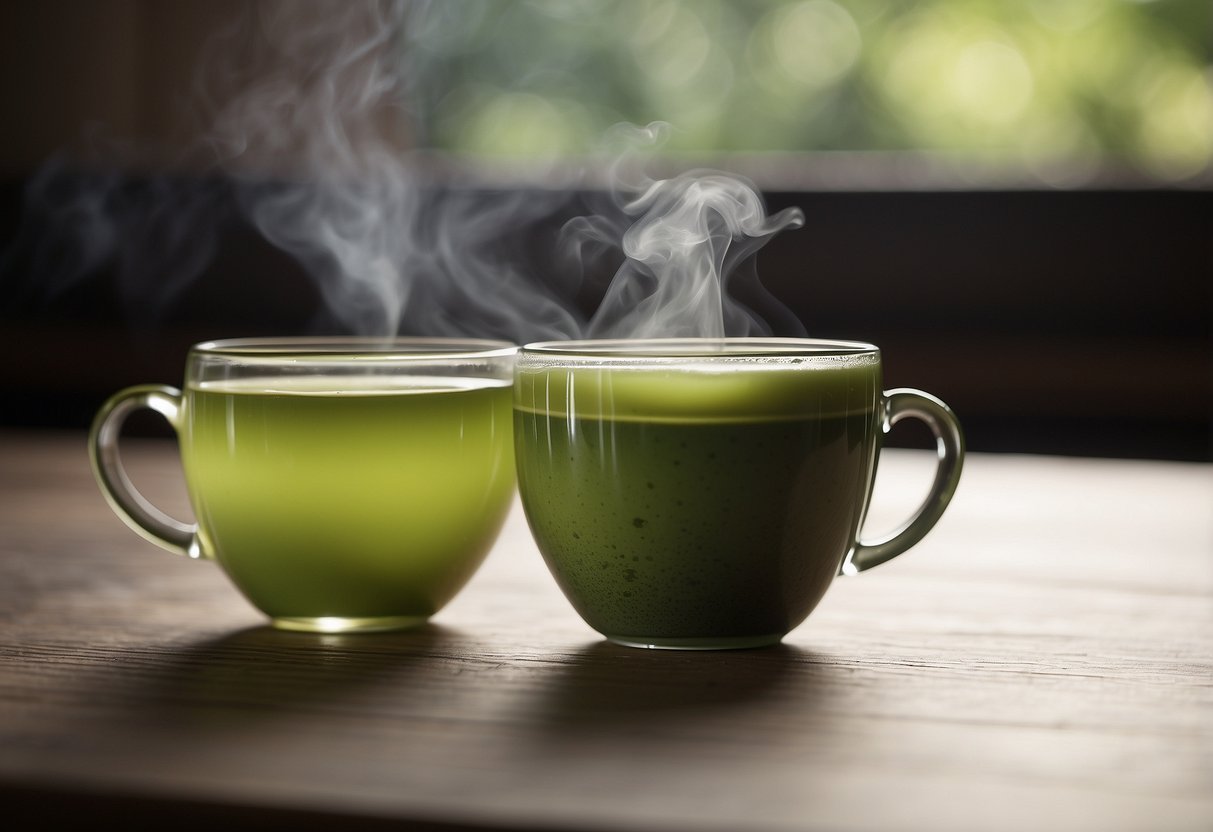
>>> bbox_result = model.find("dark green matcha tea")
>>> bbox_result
[515,358,881,648]
[183,376,515,628]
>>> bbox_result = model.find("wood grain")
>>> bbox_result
[1,430,1210,831]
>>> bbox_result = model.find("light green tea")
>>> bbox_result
[182,376,515,625]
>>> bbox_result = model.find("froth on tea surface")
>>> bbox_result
[516,352,879,422]
[515,360,881,647]
[183,375,515,626]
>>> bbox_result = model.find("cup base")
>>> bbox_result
[271,615,430,634]
[604,633,784,651]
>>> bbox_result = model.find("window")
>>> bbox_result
[401,0,1213,186]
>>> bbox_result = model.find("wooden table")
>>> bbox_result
[1,430,1210,831]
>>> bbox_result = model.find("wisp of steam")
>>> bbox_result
[3,1,805,344]
[570,123,805,339]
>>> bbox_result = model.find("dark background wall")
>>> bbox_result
[3,177,1210,461]
[764,188,1212,460]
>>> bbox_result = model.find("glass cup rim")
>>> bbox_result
[190,336,517,362]
[520,337,878,359]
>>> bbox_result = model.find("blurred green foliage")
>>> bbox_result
[404,0,1212,182]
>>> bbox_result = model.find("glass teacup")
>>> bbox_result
[90,337,517,633]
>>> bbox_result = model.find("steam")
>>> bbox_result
[4,1,804,343]
[195,0,591,340]
[570,124,805,338]
[2,151,229,323]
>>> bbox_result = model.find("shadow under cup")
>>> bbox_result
[514,338,964,650]
[90,338,517,633]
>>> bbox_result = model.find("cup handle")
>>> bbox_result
[88,384,205,559]
[842,388,964,576]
